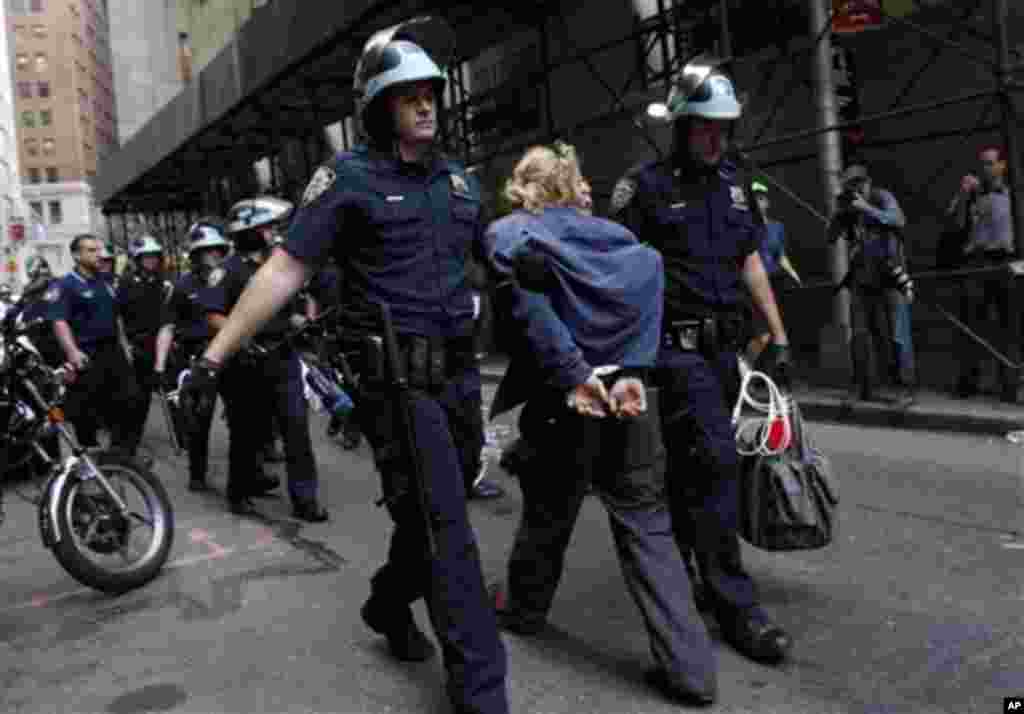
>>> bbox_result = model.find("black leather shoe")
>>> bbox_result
[251,474,280,497]
[490,583,546,636]
[263,442,285,463]
[292,500,329,523]
[326,416,342,438]
[718,608,792,664]
[341,424,362,450]
[469,478,505,500]
[187,478,208,493]
[644,668,716,707]
[361,597,435,661]
[228,497,259,516]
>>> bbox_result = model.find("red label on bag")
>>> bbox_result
[767,417,790,451]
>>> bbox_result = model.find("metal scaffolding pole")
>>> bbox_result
[993,0,1023,258]
[809,0,848,370]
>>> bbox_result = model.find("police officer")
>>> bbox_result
[97,241,118,287]
[118,235,172,452]
[179,17,508,714]
[20,255,63,367]
[611,56,793,665]
[48,233,143,458]
[154,220,233,492]
[197,196,324,521]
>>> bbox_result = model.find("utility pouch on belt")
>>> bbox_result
[664,317,742,355]
[364,334,450,390]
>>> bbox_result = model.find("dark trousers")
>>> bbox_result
[219,350,318,504]
[504,392,715,695]
[849,286,914,393]
[655,347,758,616]
[128,345,156,446]
[64,340,143,455]
[358,367,508,714]
[956,255,1013,392]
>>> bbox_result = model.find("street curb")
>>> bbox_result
[796,397,1022,437]
[480,366,1024,437]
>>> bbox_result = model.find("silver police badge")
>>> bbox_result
[610,177,637,215]
[301,166,337,207]
[450,173,469,196]
[43,285,60,303]
[207,267,226,287]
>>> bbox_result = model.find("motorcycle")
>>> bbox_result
[0,305,174,595]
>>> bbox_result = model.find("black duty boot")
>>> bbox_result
[292,499,329,523]
[228,497,259,517]
[188,478,208,493]
[644,668,716,707]
[718,606,792,664]
[361,596,435,661]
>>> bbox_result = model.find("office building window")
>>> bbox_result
[30,0,42,11]
[47,200,62,224]
[27,167,41,184]
[24,138,38,156]
[15,53,29,71]
[37,81,49,98]
[31,24,45,38]
[29,201,43,220]
[12,24,26,36]
[21,110,35,128]
[42,138,55,155]
[39,109,51,126]
[17,81,32,99]
[45,167,58,183]
[34,53,47,72]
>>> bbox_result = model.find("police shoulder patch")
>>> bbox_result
[207,267,226,288]
[301,166,337,207]
[43,285,61,303]
[610,177,637,215]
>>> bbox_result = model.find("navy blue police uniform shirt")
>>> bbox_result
[46,269,119,352]
[118,271,171,341]
[161,272,214,345]
[283,145,480,339]
[610,158,760,322]
[199,253,293,341]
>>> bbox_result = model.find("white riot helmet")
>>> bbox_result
[353,16,453,139]
[129,234,163,259]
[225,196,293,235]
[649,54,743,123]
[186,221,231,255]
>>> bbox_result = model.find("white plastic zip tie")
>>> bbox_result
[733,358,793,457]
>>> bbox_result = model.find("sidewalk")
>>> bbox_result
[478,356,1024,437]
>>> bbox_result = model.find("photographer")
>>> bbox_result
[948,146,1016,398]
[829,164,915,403]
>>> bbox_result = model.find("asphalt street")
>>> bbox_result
[1,384,1023,714]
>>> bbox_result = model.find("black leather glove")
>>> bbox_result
[755,342,793,391]
[178,357,220,432]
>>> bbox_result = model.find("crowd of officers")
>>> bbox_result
[5,15,818,713]
[152,16,798,713]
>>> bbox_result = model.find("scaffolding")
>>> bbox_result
[97,0,1024,396]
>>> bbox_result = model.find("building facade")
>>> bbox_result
[0,0,27,289]
[7,0,118,281]
[108,0,181,144]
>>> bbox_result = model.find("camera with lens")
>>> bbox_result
[836,188,860,212]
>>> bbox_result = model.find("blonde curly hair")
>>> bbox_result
[504,141,588,214]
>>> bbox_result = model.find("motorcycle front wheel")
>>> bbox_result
[50,450,174,595]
